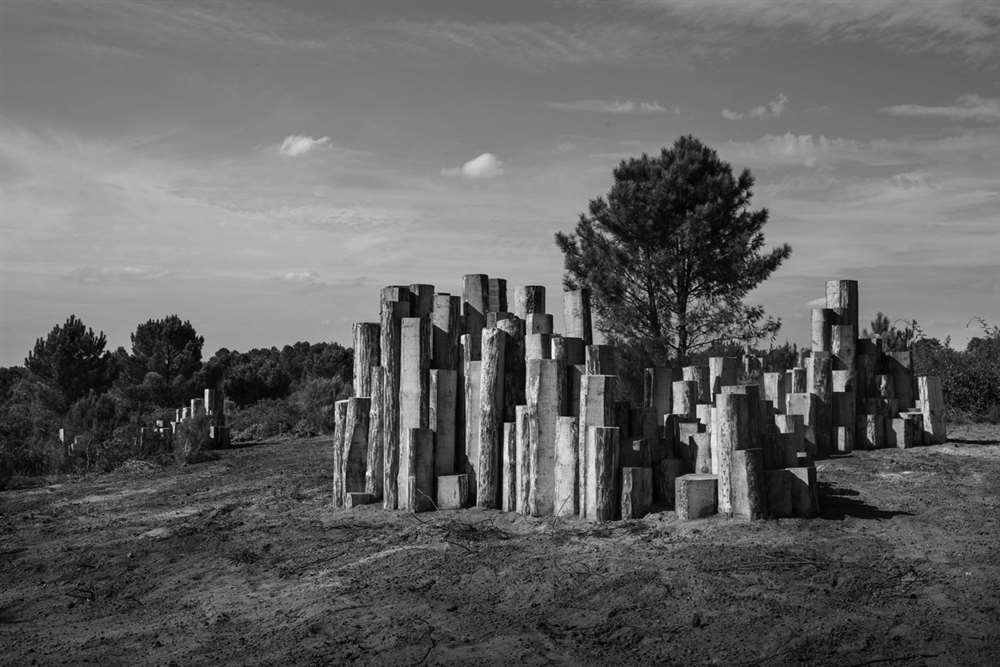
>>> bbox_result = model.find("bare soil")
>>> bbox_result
[2,425,999,666]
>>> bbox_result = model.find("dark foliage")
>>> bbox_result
[25,315,115,403]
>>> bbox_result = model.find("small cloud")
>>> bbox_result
[880,94,1000,123]
[65,265,169,284]
[441,152,504,180]
[545,99,672,114]
[278,134,331,157]
[277,270,326,293]
[723,93,789,121]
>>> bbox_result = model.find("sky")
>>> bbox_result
[1,0,999,365]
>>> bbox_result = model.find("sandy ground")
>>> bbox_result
[1,425,999,666]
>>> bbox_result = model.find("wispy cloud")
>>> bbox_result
[723,93,789,121]
[441,153,505,180]
[545,99,675,114]
[633,0,1000,61]
[278,135,330,157]
[880,93,1000,123]
[65,265,171,284]
[277,270,326,293]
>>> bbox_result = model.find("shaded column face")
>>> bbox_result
[487,278,508,313]
[463,274,489,360]
[514,285,546,320]
[825,279,859,332]
[563,288,593,345]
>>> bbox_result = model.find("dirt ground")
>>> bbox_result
[2,425,998,666]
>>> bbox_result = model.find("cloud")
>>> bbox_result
[545,99,673,114]
[65,265,170,284]
[441,153,504,180]
[278,135,330,157]
[277,270,327,293]
[723,93,788,120]
[880,94,1000,123]
[724,133,863,167]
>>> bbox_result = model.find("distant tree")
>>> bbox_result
[24,315,114,402]
[127,316,204,403]
[863,312,921,352]
[555,135,791,365]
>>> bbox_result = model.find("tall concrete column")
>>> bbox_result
[831,324,856,377]
[380,298,409,510]
[344,397,371,494]
[515,406,531,514]
[496,318,525,422]
[352,322,381,397]
[826,279,859,332]
[408,284,435,319]
[888,350,915,410]
[806,351,833,458]
[514,285,546,320]
[332,399,350,508]
[563,288,593,345]
[578,374,617,519]
[501,422,517,512]
[365,367,386,499]
[525,333,552,360]
[787,367,807,394]
[399,317,430,437]
[400,427,435,512]
[554,416,579,516]
[763,372,786,415]
[811,308,838,352]
[643,367,673,424]
[587,426,620,522]
[462,274,489,360]
[432,294,461,371]
[526,358,563,516]
[429,369,457,477]
[463,351,482,498]
[917,375,946,444]
[585,345,617,376]
[672,380,698,419]
[715,391,749,515]
[708,357,739,398]
[476,327,507,508]
[682,365,710,404]
[487,278,508,313]
[730,449,765,520]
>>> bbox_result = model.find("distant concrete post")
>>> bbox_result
[563,289,593,345]
[352,322,381,397]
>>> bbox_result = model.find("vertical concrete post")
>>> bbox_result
[587,426,620,522]
[203,388,215,416]
[554,416,579,516]
[826,279,859,332]
[833,391,855,453]
[407,283,435,319]
[621,467,653,520]
[487,278,508,313]
[365,367,386,499]
[526,358,563,516]
[496,318,525,422]
[807,351,833,458]
[563,288,593,345]
[501,422,517,512]
[401,427,435,512]
[463,274,489,360]
[643,366,673,424]
[731,448,765,520]
[788,367,807,394]
[672,380,698,419]
[527,313,554,335]
[786,393,819,458]
[831,324,856,378]
[832,370,853,392]
[716,391,749,516]
[515,406,531,514]
[399,317,430,439]
[352,322,381,397]
[811,308,838,352]
[432,294,461,371]
[429,369,458,477]
[380,297,409,510]
[525,333,552,360]
[463,351,482,499]
[763,372,786,415]
[514,285,546,320]
[585,345,617,376]
[578,374,617,519]
[344,397,371,494]
[708,357,739,398]
[888,350,916,410]
[476,327,507,508]
[917,375,946,444]
[682,366,711,404]
[332,399,349,508]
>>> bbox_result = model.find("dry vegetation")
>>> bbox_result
[1,428,998,665]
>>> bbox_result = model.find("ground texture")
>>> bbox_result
[2,425,999,666]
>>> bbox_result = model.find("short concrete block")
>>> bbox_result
[344,492,375,509]
[675,474,718,520]
[436,474,472,509]
[621,467,653,520]
[656,457,686,507]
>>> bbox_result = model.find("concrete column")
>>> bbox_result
[774,414,805,467]
[437,474,471,509]
[496,318,525,422]
[352,322,381,397]
[515,406,531,514]
[381,285,409,306]
[716,391,749,515]
[527,313,554,335]
[585,344,617,376]
[810,308,838,352]
[708,357,739,398]
[432,294,461,371]
[917,375,946,444]
[832,370,853,392]
[578,374,617,519]
[486,311,515,328]
[788,367,807,394]
[400,427,435,512]
[399,317,430,442]
[587,426,620,521]
[786,393,819,458]
[332,399,349,508]
[763,372,786,415]
[682,365,710,404]
[407,283,435,320]
[672,380,698,419]
[675,474,718,520]
[429,369,457,477]
[344,397,370,494]
[501,422,517,512]
[526,358,563,516]
[514,285,546,320]
[554,416,578,516]
[487,278,508,313]
[831,324,856,378]
[858,413,885,450]
[525,333,552,360]
[621,467,652,520]
[888,350,915,409]
[462,274,489,360]
[826,279,859,332]
[365,367,386,499]
[563,288,593,345]
[203,389,215,416]
[643,366,673,424]
[833,391,855,453]
[463,357,482,498]
[380,298,409,510]
[731,448,765,519]
[477,327,507,508]
[806,351,833,458]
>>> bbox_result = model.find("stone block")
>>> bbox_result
[436,474,472,509]
[345,492,375,509]
[675,474,718,520]
[621,467,653,519]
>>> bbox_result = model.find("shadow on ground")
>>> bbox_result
[818,483,913,521]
